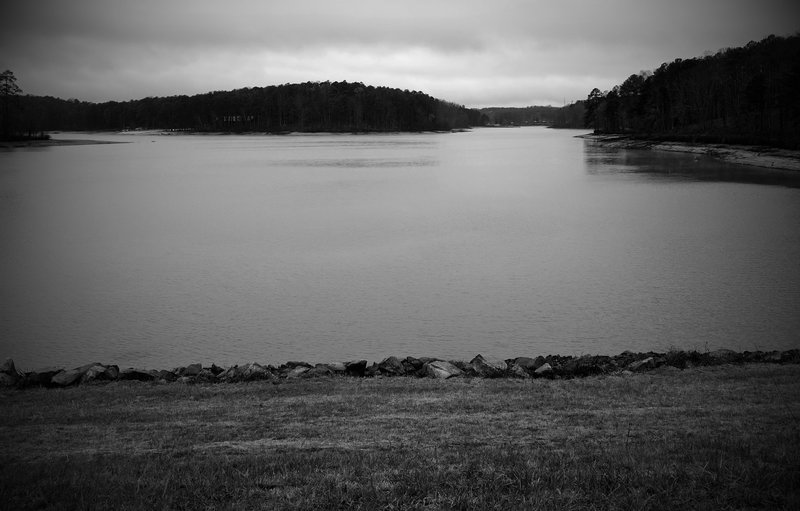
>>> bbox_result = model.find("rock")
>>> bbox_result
[177,363,203,377]
[345,360,368,377]
[470,354,507,378]
[402,357,424,375]
[326,362,347,373]
[157,370,178,382]
[0,358,23,385]
[50,363,99,386]
[0,373,19,386]
[119,368,159,382]
[508,363,531,378]
[286,361,313,368]
[781,350,800,363]
[24,367,63,386]
[561,355,611,377]
[513,356,545,372]
[708,349,738,364]
[217,362,273,382]
[51,368,85,387]
[286,366,310,379]
[627,357,655,372]
[194,368,217,382]
[217,365,238,381]
[241,362,273,381]
[365,362,380,377]
[534,363,553,376]
[1,358,21,376]
[378,356,406,376]
[424,360,462,379]
[303,364,334,378]
[80,364,112,383]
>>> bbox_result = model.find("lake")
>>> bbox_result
[2,128,799,370]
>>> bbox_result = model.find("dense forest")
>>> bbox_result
[584,34,800,149]
[5,34,798,143]
[2,80,484,135]
[479,103,585,129]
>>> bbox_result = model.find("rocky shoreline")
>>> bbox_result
[2,349,799,389]
[581,134,800,172]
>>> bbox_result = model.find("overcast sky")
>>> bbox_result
[1,0,798,107]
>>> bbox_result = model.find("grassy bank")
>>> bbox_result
[2,364,799,510]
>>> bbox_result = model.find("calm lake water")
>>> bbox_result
[2,128,799,369]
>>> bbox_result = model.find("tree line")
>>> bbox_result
[4,80,485,136]
[584,33,800,149]
[477,104,586,129]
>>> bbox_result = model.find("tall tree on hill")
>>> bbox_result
[0,70,22,139]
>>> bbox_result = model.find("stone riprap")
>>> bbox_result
[1,349,799,388]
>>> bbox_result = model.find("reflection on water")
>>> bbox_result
[1,128,799,368]
[584,141,800,188]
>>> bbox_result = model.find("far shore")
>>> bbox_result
[0,137,126,148]
[581,133,800,172]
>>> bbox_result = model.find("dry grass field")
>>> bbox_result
[2,364,799,510]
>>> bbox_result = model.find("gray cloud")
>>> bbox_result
[1,0,798,106]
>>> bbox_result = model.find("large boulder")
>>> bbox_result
[534,363,553,376]
[51,363,100,386]
[470,354,507,378]
[0,358,23,386]
[627,357,655,372]
[240,362,273,381]
[80,364,119,383]
[326,362,347,373]
[218,362,273,382]
[377,356,406,376]
[1,358,21,376]
[424,360,462,379]
[513,356,545,372]
[157,370,178,382]
[175,363,203,377]
[303,364,334,378]
[51,368,84,387]
[560,355,611,377]
[286,366,310,379]
[0,373,18,386]
[119,368,159,382]
[402,357,425,375]
[344,360,368,377]
[24,367,63,386]
[508,363,532,379]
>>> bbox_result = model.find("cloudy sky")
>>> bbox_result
[1,0,798,107]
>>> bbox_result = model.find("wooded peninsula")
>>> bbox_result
[2,34,798,149]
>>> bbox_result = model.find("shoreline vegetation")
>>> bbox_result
[2,348,798,388]
[2,359,798,509]
[582,35,800,151]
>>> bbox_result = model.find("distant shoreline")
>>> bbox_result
[0,137,126,148]
[580,133,800,172]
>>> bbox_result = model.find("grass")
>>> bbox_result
[1,364,799,510]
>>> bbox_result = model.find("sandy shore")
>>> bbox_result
[581,134,800,172]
